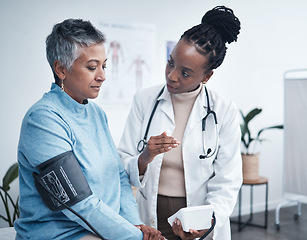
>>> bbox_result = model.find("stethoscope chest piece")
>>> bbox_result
[137,139,147,153]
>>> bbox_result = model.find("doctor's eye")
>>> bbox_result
[167,59,174,67]
[182,71,189,77]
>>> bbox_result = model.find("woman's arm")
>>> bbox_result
[20,108,144,240]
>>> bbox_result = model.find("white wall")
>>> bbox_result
[1,0,306,227]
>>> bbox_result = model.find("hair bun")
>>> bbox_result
[201,6,241,44]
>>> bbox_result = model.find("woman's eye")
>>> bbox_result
[88,67,96,71]
[102,65,107,70]
[182,71,189,77]
[167,60,174,67]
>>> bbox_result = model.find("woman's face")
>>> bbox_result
[165,39,212,94]
[61,43,107,103]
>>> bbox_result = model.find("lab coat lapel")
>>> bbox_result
[159,88,175,125]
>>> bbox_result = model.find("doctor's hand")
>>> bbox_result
[172,218,208,240]
[135,224,165,240]
[138,132,180,175]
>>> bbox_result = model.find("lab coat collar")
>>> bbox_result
[156,84,214,133]
[157,85,174,125]
[156,85,168,102]
[157,84,213,107]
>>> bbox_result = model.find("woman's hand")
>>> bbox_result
[135,224,165,240]
[138,132,180,175]
[172,218,208,240]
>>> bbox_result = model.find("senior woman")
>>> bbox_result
[14,19,163,240]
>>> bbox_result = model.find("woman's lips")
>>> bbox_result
[91,86,101,91]
[167,83,176,91]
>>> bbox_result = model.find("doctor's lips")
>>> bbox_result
[167,83,177,90]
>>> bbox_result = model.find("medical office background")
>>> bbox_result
[1,0,306,228]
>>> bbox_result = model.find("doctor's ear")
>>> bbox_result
[202,71,214,84]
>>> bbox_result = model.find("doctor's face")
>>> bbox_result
[165,39,212,94]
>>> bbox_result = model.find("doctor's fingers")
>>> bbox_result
[172,223,189,239]
[148,135,180,146]
[172,219,194,240]
[188,229,208,239]
[147,142,178,155]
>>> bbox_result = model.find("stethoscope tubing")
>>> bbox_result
[200,86,219,158]
[137,87,165,152]
[137,85,219,159]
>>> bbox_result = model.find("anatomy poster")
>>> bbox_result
[167,41,176,60]
[94,20,156,107]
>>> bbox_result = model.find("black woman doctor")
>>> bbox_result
[118,6,242,240]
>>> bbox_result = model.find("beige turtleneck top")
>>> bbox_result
[158,85,202,197]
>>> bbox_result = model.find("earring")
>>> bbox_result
[61,79,64,92]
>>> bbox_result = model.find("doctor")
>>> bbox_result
[118,6,242,240]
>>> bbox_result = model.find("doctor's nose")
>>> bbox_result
[167,69,178,82]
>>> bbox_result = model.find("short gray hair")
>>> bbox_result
[46,18,105,81]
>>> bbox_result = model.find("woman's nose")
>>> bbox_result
[96,68,106,82]
[167,69,178,82]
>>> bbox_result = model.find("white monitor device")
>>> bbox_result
[167,205,214,232]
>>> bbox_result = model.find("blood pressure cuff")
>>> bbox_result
[32,151,92,211]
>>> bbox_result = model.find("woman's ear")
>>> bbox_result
[202,71,214,84]
[53,60,66,80]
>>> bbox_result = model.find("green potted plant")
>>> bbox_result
[240,108,283,181]
[0,163,19,227]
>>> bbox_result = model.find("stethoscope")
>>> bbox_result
[137,85,219,159]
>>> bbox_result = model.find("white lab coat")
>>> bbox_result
[118,84,242,240]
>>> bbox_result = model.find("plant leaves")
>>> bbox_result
[2,163,19,191]
[257,125,284,139]
[240,108,283,154]
[240,108,262,152]
[244,108,262,125]
[240,123,247,137]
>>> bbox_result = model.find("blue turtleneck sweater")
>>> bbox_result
[14,83,143,240]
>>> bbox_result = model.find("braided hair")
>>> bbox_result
[181,6,241,72]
